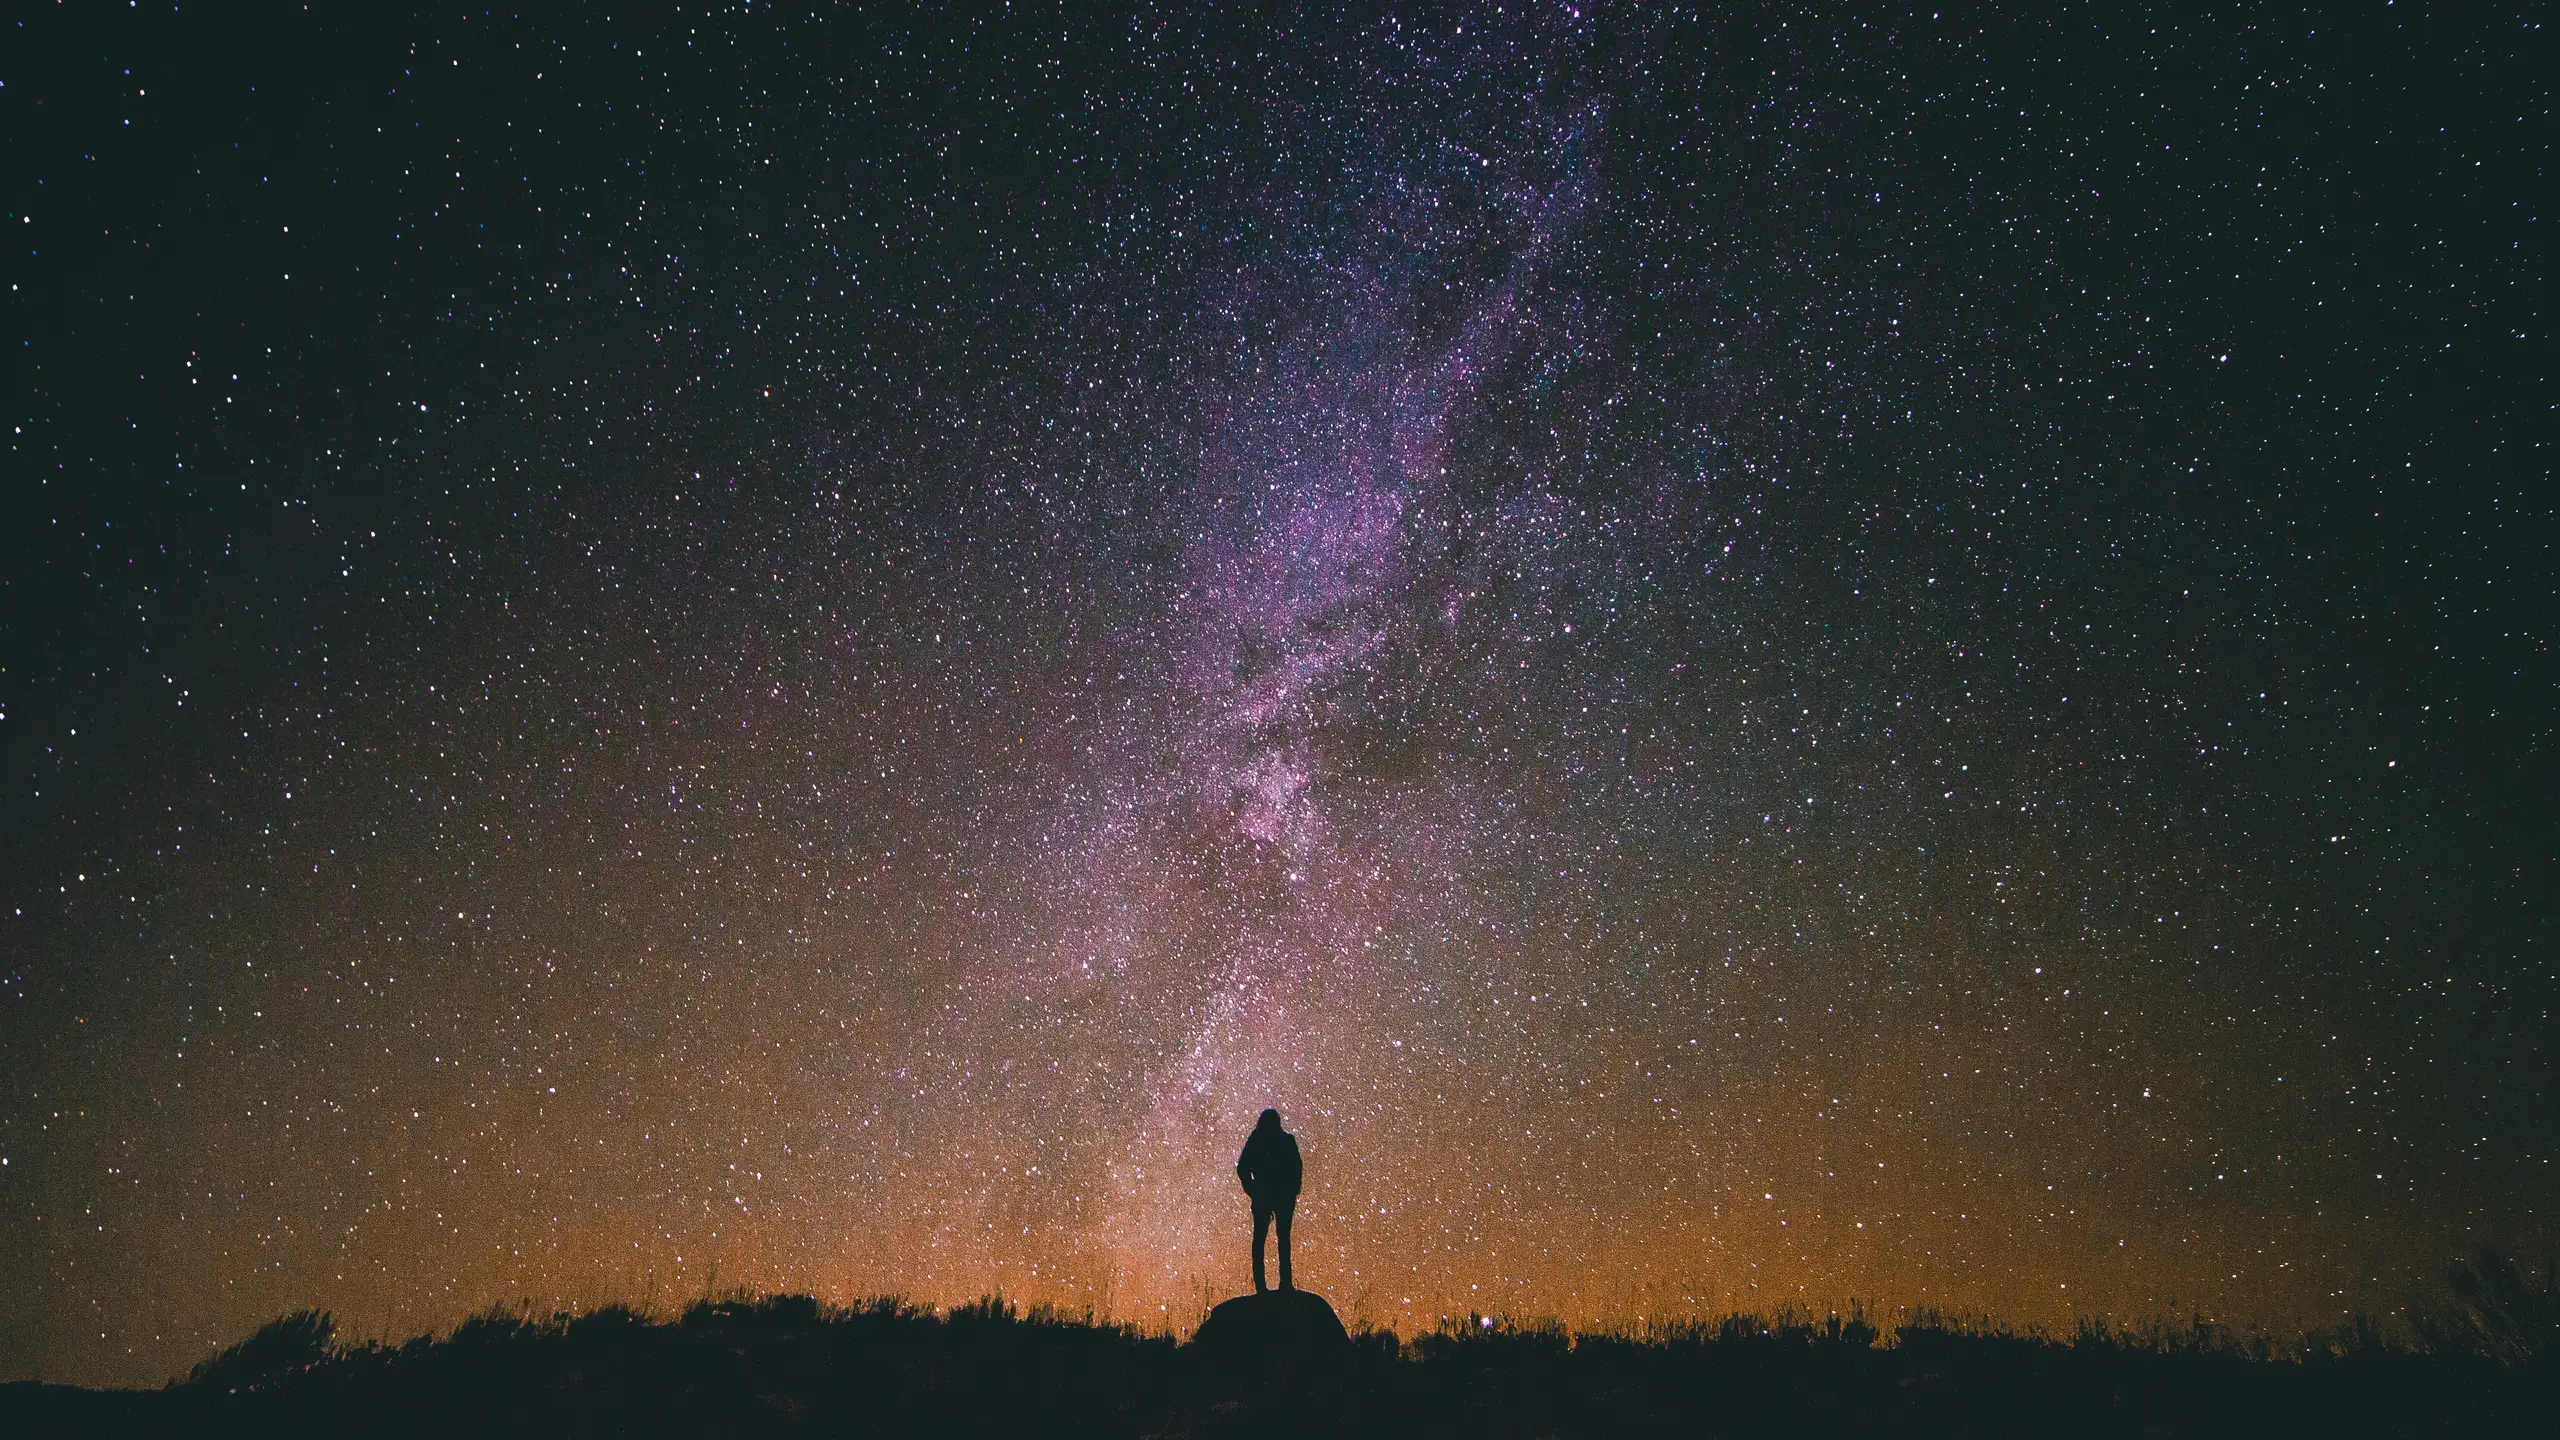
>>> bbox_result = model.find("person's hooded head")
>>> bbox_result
[1257,1108,1283,1133]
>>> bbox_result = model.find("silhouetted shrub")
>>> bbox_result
[1825,1304,1880,1348]
[565,1303,649,1342]
[753,1292,826,1326]
[949,1293,1019,1326]
[449,1305,538,1347]
[2415,1249,2559,1367]
[185,1308,334,1393]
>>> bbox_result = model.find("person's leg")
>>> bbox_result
[1251,1204,1272,1293]
[1276,1199,1295,1291]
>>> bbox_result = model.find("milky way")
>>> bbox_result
[4,3,2548,1386]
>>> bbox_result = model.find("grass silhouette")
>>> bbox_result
[3,1263,2553,1437]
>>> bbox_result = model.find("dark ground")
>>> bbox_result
[2,1292,2551,1439]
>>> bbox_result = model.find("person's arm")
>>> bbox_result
[1236,1148,1254,1194]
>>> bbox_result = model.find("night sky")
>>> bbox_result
[4,1,2548,1388]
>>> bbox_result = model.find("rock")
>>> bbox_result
[1189,1289,1351,1367]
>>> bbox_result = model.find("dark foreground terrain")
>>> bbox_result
[3,1291,2552,1439]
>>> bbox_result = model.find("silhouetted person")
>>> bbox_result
[1236,1107,1302,1292]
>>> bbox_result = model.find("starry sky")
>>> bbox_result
[3,0,2548,1388]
